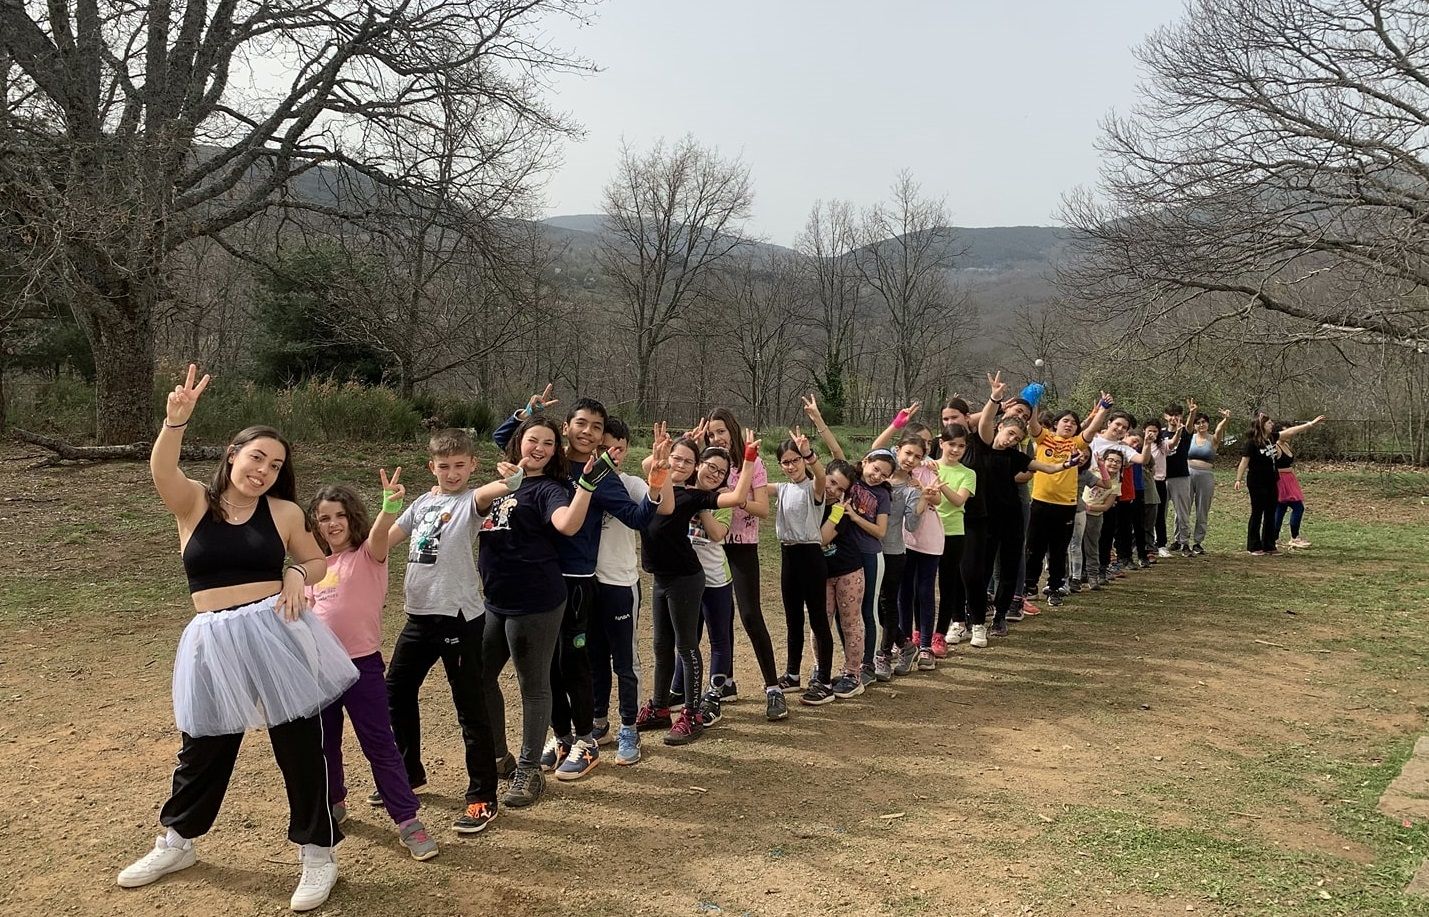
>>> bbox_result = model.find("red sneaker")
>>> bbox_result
[931,632,948,658]
[662,707,704,746]
[634,702,671,732]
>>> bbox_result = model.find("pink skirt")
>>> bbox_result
[1277,469,1304,503]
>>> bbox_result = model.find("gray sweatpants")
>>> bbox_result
[482,602,564,769]
[1166,476,1193,545]
[1189,466,1215,546]
[1082,512,1105,580]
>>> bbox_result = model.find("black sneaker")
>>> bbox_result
[698,689,723,727]
[800,681,836,706]
[859,664,876,687]
[831,674,864,699]
[717,680,739,703]
[1168,541,1183,552]
[1192,543,1206,555]
[452,800,497,834]
[1047,592,1064,607]
[591,719,612,746]
[500,766,545,808]
[495,752,517,780]
[1007,604,1025,622]
[991,621,1009,638]
[777,673,802,694]
[1180,545,1193,557]
[765,690,789,721]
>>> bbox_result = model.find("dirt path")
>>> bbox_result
[1,447,1426,916]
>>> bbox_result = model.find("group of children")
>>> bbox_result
[125,365,1320,910]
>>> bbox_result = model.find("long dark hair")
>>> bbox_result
[207,425,297,521]
[308,484,371,555]
[1247,411,1274,446]
[707,407,746,460]
[505,416,570,481]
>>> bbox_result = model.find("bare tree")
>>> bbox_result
[597,136,755,417]
[1058,0,1429,357]
[857,172,973,405]
[0,0,592,442]
[703,250,809,426]
[795,199,864,423]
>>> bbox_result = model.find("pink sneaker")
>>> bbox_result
[931,632,948,658]
[1022,598,1042,616]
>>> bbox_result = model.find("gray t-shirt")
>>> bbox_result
[397,490,482,618]
[774,478,823,544]
[881,480,923,555]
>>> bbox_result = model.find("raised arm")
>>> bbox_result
[715,440,763,509]
[1082,394,1112,437]
[646,422,676,512]
[871,400,920,451]
[1212,409,1231,448]
[979,372,1005,445]
[365,467,406,562]
[550,456,598,535]
[1279,415,1325,439]
[151,364,210,520]
[803,393,845,460]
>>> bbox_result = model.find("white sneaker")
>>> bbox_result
[970,625,989,649]
[1157,547,1172,558]
[947,623,967,645]
[117,835,197,888]
[290,851,338,912]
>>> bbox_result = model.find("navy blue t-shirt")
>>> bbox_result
[822,504,864,578]
[641,486,721,578]
[478,476,571,615]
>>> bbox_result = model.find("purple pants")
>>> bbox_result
[321,652,419,824]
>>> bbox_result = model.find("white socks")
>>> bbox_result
[164,828,192,850]
[300,844,335,864]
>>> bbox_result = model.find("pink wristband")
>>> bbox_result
[892,410,910,429]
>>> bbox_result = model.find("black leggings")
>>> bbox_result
[960,519,989,626]
[1099,501,1134,569]
[1024,500,1076,594]
[980,510,1024,626]
[724,543,780,689]
[878,552,908,652]
[550,576,595,739]
[1154,480,1168,547]
[936,535,966,634]
[652,572,705,711]
[780,543,833,684]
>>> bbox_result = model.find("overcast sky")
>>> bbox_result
[537,0,1188,245]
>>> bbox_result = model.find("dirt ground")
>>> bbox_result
[1,444,1426,917]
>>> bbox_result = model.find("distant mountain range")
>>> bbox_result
[540,214,1068,312]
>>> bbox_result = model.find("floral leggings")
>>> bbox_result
[825,570,866,678]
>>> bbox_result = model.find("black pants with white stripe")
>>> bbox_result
[159,714,340,846]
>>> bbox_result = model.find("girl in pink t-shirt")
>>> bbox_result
[307,471,438,862]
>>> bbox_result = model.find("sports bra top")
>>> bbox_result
[182,495,285,593]
[1275,450,1295,470]
[1187,435,1216,461]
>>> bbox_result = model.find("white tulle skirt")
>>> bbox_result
[172,595,359,737]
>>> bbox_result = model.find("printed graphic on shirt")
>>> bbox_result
[313,568,341,590]
[480,494,518,535]
[410,503,455,565]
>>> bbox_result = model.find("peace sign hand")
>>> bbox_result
[687,418,710,444]
[987,370,1007,401]
[524,383,559,418]
[1219,409,1232,420]
[802,393,824,422]
[166,363,211,425]
[379,467,406,506]
[789,425,811,456]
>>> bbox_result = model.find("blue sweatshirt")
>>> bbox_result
[494,410,658,576]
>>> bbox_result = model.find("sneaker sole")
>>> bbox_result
[500,793,541,808]
[452,812,498,834]
[367,782,426,806]
[663,733,703,746]
[407,845,440,861]
[615,753,642,766]
[766,708,789,721]
[832,687,865,699]
[800,695,836,707]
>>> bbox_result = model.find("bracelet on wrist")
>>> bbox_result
[801,451,815,462]
[164,420,188,429]
[284,563,308,583]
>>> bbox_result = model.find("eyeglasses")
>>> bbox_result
[700,462,730,474]
[670,455,695,467]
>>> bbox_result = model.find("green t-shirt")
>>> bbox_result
[935,462,977,536]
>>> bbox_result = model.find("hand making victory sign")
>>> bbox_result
[165,363,212,427]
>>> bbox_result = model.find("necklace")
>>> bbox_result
[221,493,259,510]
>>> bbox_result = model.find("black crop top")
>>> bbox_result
[182,496,286,593]
[1275,450,1295,470]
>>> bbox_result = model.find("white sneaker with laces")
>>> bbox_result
[1157,547,1172,558]
[290,850,338,912]
[970,625,989,649]
[117,835,196,888]
[948,623,967,645]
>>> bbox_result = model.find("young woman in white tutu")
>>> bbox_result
[118,364,357,912]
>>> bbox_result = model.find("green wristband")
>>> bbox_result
[382,491,403,514]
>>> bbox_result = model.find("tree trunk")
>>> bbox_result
[635,336,656,421]
[92,305,156,445]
